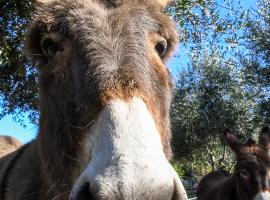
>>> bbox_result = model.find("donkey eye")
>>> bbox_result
[239,169,250,179]
[155,39,167,58]
[41,38,62,59]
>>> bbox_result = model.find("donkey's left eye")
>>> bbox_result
[155,39,167,58]
[239,169,250,180]
[41,38,63,59]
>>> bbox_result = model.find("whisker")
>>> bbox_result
[64,154,80,162]
[70,120,94,130]
[51,191,71,200]
[43,183,69,200]
[45,182,57,196]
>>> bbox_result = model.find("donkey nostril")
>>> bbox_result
[74,182,96,200]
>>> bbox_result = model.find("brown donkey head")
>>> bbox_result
[224,128,270,200]
[25,0,187,199]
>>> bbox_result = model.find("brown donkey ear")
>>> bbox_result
[155,0,171,8]
[35,0,54,5]
[223,128,241,153]
[259,126,270,149]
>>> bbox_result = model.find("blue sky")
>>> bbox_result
[0,0,257,144]
[0,115,37,143]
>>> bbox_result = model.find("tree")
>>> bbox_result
[170,0,262,174]
[0,0,38,124]
[171,49,261,174]
[241,0,270,124]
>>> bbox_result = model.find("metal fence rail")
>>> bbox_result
[181,177,198,200]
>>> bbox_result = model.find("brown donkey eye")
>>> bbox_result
[41,38,62,59]
[155,39,167,58]
[239,169,250,180]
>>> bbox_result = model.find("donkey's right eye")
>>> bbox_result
[41,38,63,59]
[155,39,167,58]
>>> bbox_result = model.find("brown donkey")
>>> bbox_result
[197,127,270,200]
[0,0,188,199]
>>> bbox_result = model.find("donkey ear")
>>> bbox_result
[259,126,270,149]
[36,0,54,4]
[223,128,240,153]
[155,0,171,8]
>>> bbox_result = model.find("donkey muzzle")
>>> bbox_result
[70,98,187,200]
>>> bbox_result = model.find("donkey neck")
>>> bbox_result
[221,174,251,200]
[204,173,251,200]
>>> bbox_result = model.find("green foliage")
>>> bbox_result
[170,0,269,175]
[0,0,38,124]
[172,162,186,177]
[171,51,260,174]
[240,0,270,124]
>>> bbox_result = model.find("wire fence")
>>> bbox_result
[181,177,198,200]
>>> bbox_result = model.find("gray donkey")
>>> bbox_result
[0,0,187,199]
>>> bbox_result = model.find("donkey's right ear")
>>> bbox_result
[223,128,241,153]
[259,126,270,150]
[36,0,54,5]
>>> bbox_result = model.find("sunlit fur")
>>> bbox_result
[0,136,22,158]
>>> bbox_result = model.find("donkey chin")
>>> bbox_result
[70,97,187,200]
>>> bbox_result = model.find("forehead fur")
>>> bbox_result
[239,143,270,164]
[36,0,171,7]
[26,0,178,63]
[32,0,176,32]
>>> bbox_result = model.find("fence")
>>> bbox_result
[181,177,198,200]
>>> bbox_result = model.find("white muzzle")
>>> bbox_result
[70,97,187,200]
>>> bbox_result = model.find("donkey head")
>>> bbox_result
[25,0,186,199]
[224,128,270,200]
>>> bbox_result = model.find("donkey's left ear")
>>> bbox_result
[259,126,270,149]
[155,0,171,8]
[223,128,241,153]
